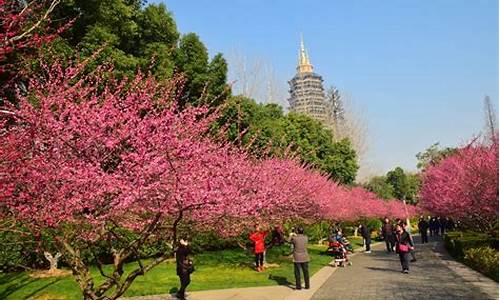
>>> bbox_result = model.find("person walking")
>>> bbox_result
[290,227,310,290]
[403,222,417,262]
[249,225,268,272]
[439,216,446,236]
[359,223,371,253]
[445,217,455,232]
[381,217,395,252]
[435,217,442,237]
[395,224,414,274]
[175,238,193,300]
[429,217,436,237]
[418,216,429,243]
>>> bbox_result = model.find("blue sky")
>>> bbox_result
[155,0,499,178]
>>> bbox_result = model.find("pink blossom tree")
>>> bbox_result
[419,138,498,231]
[0,62,299,298]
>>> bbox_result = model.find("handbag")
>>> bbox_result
[185,259,195,274]
[398,243,409,252]
[396,234,410,252]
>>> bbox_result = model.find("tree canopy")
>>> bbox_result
[365,167,420,204]
[416,142,457,170]
[2,0,229,107]
[215,96,359,184]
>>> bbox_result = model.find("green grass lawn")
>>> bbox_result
[0,237,364,300]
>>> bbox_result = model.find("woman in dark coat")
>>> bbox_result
[176,238,193,300]
[395,224,414,274]
[358,223,371,253]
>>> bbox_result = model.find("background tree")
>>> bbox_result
[386,167,420,205]
[483,95,498,143]
[386,167,409,201]
[325,89,371,180]
[364,176,395,200]
[215,96,359,184]
[416,142,457,170]
[16,1,229,106]
[206,53,231,106]
[175,32,209,105]
[326,85,344,126]
[227,50,287,107]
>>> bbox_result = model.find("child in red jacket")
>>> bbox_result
[249,226,268,272]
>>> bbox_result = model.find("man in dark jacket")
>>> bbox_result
[290,227,310,290]
[176,238,192,300]
[359,223,371,253]
[429,217,436,237]
[445,217,455,232]
[381,218,395,252]
[418,216,429,243]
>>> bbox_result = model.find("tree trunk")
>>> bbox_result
[44,251,61,272]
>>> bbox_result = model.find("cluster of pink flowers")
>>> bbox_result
[419,139,498,226]
[0,0,71,75]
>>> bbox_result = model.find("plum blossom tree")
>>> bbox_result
[419,138,499,232]
[0,61,299,298]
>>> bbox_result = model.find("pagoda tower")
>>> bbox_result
[288,36,328,123]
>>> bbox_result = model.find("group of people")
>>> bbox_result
[418,216,455,243]
[172,216,457,298]
[249,225,311,290]
[173,225,310,299]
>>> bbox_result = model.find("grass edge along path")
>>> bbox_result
[0,238,365,300]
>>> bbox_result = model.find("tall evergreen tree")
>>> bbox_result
[175,33,209,106]
[207,53,230,106]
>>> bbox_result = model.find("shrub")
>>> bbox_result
[304,221,331,243]
[464,247,499,281]
[444,231,497,258]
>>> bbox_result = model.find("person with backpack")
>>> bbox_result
[176,238,194,300]
[290,227,310,290]
[249,225,268,272]
[395,224,414,274]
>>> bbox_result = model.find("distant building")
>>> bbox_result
[288,37,329,123]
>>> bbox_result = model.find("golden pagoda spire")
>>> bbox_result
[297,34,313,73]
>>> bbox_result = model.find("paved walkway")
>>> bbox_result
[125,238,498,300]
[312,237,499,300]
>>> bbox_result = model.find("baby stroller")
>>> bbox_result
[327,241,352,267]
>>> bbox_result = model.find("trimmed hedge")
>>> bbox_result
[464,247,499,281]
[444,231,498,258]
[444,231,499,282]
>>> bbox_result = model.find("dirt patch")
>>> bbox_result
[264,263,280,268]
[29,269,72,278]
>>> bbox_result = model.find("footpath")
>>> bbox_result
[125,238,498,300]
[312,237,498,300]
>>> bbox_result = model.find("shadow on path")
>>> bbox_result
[268,275,294,289]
